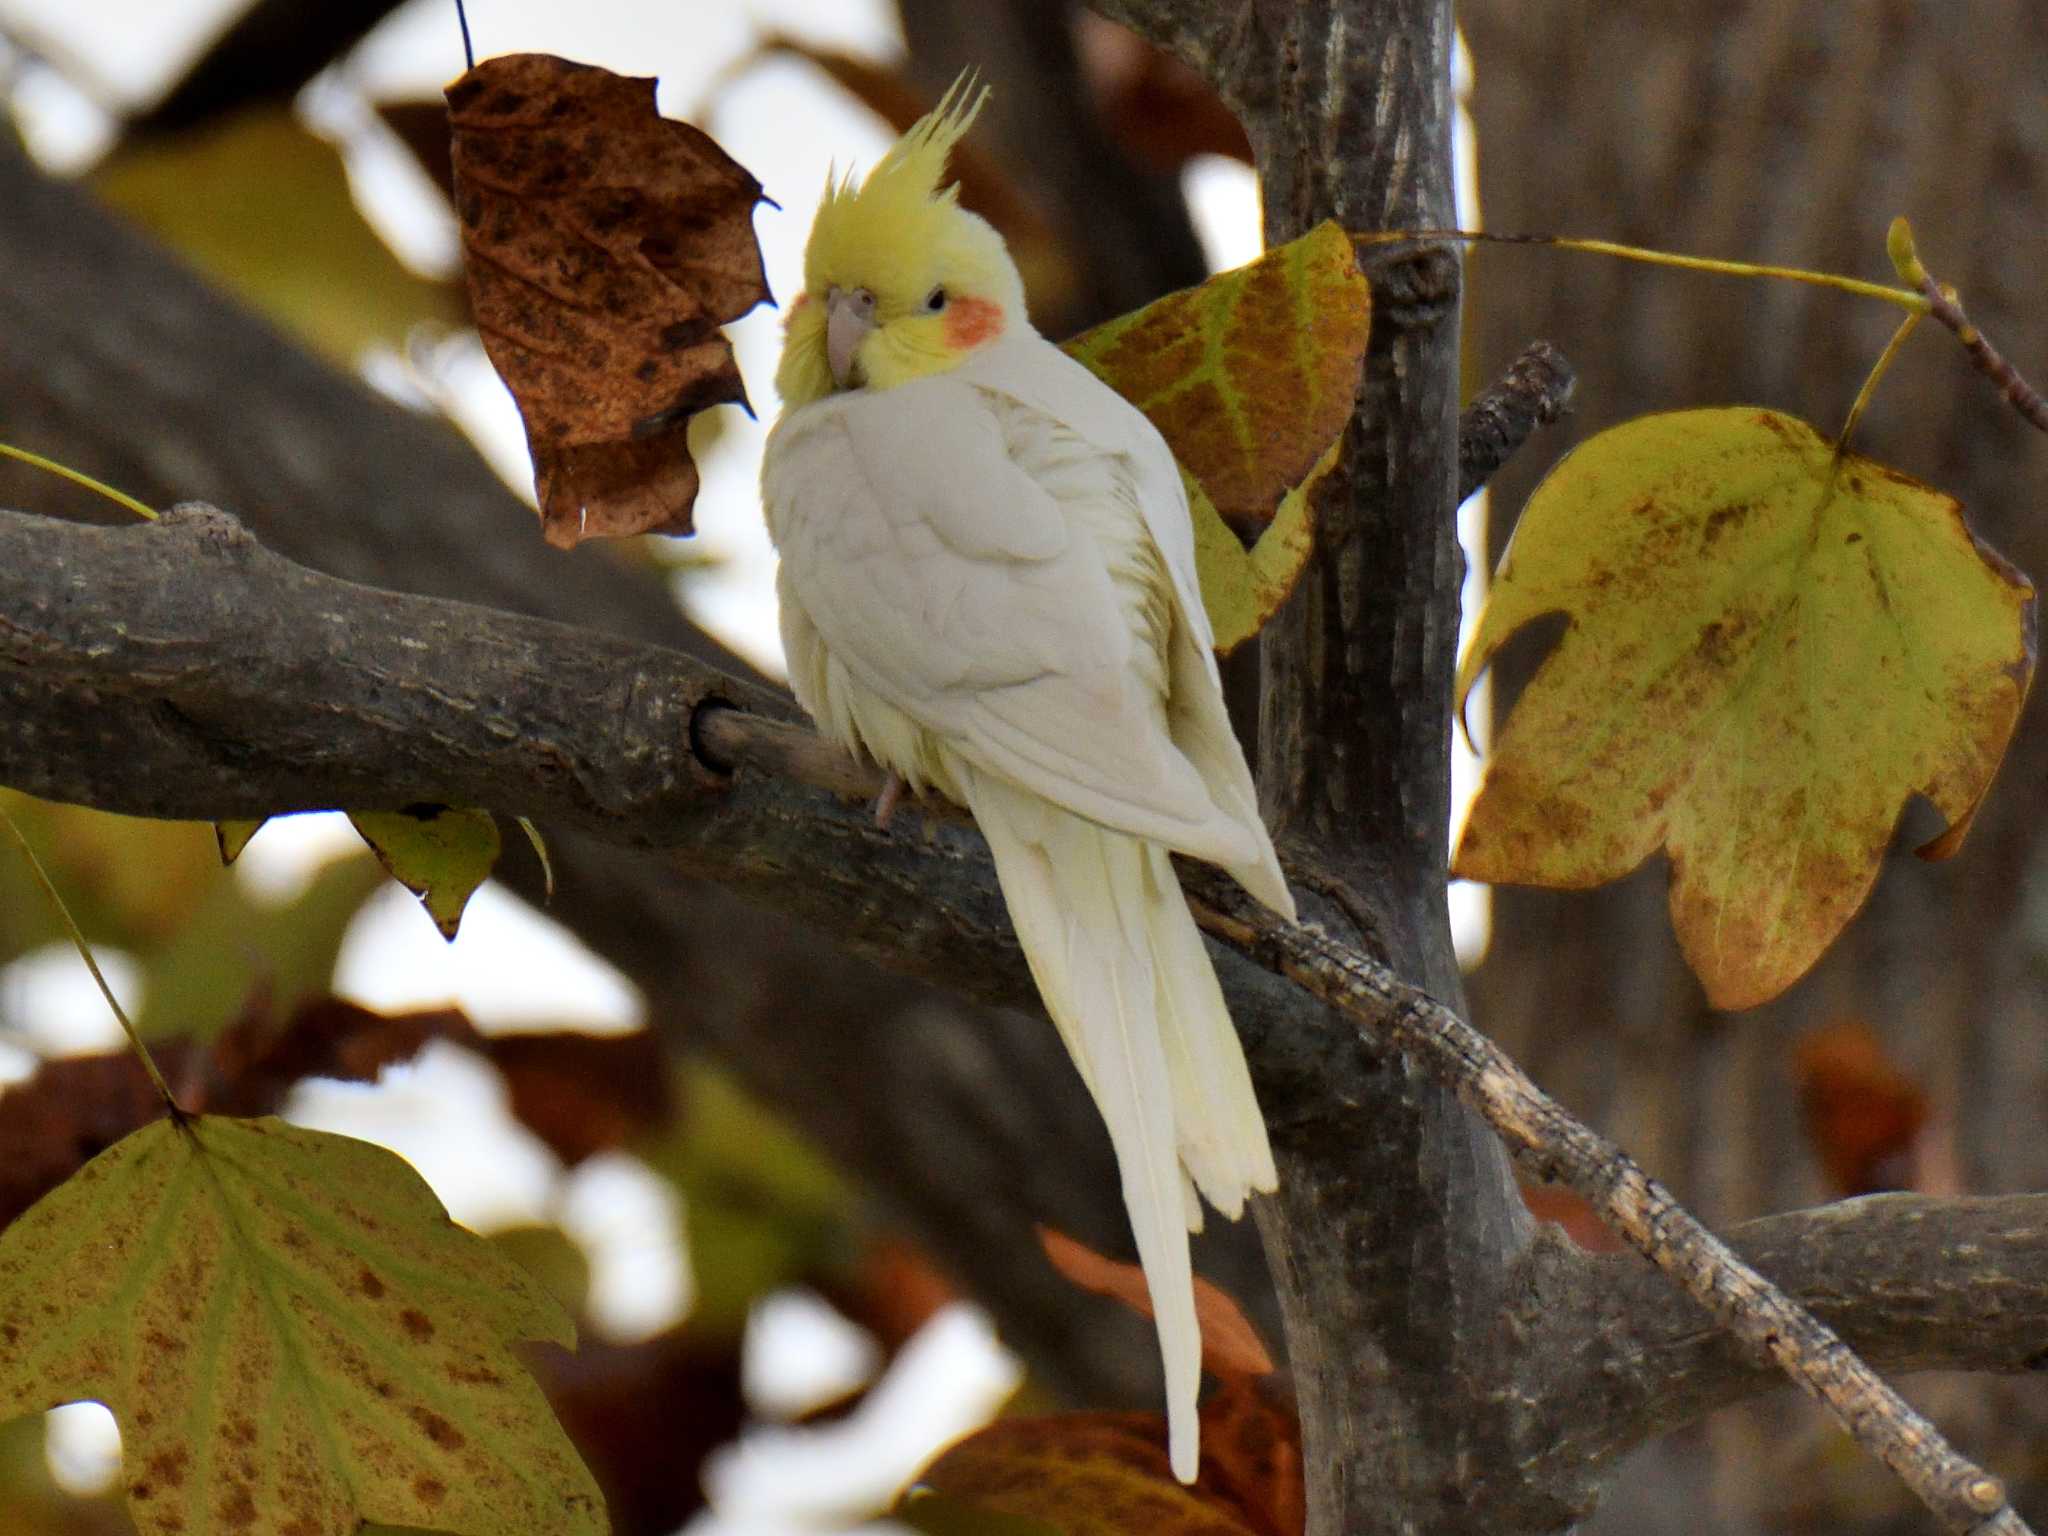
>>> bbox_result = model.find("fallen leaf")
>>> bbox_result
[446,53,770,547]
[0,1115,604,1536]
[1037,1226,1275,1379]
[1454,408,2035,1010]
[349,805,501,939]
[1793,1018,1929,1195]
[1063,223,1367,649]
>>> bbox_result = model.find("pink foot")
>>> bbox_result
[873,772,906,829]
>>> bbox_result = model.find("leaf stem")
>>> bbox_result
[1353,229,1931,314]
[0,442,158,521]
[0,803,183,1114]
[1835,311,1924,462]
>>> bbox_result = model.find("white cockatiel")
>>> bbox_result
[761,80,1295,1480]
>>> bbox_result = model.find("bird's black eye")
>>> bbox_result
[925,286,948,312]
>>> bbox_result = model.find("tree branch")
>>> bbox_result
[1522,1193,2048,1489]
[8,501,2039,1534]
[1457,341,1576,503]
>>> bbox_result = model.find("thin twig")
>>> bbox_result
[1179,867,2030,1536]
[1886,217,2048,437]
[1457,340,1576,501]
[1915,275,2048,436]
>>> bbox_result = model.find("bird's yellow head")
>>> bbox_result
[774,75,1027,407]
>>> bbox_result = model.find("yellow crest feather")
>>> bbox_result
[802,71,990,293]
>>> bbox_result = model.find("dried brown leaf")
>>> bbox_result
[446,53,769,547]
[1793,1018,1930,1196]
[1037,1226,1275,1379]
[0,995,672,1233]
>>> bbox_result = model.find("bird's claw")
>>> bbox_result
[874,772,906,829]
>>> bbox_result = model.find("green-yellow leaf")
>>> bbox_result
[0,1115,603,1536]
[1185,448,1331,655]
[215,819,267,865]
[1063,221,1369,648]
[93,107,468,365]
[1454,408,2036,1009]
[349,808,501,940]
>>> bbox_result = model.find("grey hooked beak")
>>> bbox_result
[826,285,877,388]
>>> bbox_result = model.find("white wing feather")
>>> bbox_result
[765,350,1270,875]
[763,328,1293,1483]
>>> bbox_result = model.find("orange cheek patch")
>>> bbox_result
[944,297,1005,350]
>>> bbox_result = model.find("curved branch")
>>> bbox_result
[1521,1193,2048,1488]
[5,502,2041,1536]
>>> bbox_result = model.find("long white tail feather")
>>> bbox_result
[1145,844,1279,1213]
[964,767,1276,1484]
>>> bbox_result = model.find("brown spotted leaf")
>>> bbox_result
[1454,409,2035,1010]
[1195,1378,1304,1536]
[0,1116,603,1536]
[446,53,769,548]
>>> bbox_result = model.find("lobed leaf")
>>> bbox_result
[1064,222,1367,537]
[446,53,770,548]
[0,1115,603,1536]
[1455,408,2035,1009]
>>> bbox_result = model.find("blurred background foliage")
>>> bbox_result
[1,1,2044,1533]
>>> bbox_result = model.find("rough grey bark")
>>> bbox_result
[1101,3,1536,1530]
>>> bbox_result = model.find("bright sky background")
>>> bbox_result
[0,3,1486,1526]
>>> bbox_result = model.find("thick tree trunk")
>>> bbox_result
[1460,1,2048,1528]
[1094,2,1533,1529]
